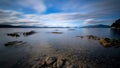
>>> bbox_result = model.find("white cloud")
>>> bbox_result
[84,19,94,24]
[18,0,46,13]
[0,9,117,27]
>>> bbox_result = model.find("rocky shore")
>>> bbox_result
[77,35,120,48]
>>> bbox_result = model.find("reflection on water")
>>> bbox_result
[0,28,120,68]
[110,29,120,36]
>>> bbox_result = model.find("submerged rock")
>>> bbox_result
[76,36,84,38]
[51,32,63,34]
[23,30,36,36]
[68,29,75,30]
[86,35,99,40]
[5,41,26,46]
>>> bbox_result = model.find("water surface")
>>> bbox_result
[0,28,120,68]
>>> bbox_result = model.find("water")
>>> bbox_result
[0,28,120,68]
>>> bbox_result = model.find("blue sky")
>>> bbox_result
[0,0,120,27]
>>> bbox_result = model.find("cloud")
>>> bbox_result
[61,0,120,19]
[0,9,22,23]
[83,19,110,25]
[0,9,117,27]
[18,0,46,13]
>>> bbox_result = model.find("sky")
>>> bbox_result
[0,0,120,27]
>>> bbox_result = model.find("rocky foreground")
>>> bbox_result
[31,56,80,68]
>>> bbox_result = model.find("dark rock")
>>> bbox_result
[31,56,80,68]
[68,29,75,30]
[86,35,99,40]
[51,32,63,34]
[5,41,26,46]
[23,30,36,36]
[99,38,112,47]
[111,18,120,33]
[76,36,84,38]
[99,38,120,48]
[57,57,66,68]
[111,18,120,29]
[45,57,57,66]
[7,32,20,37]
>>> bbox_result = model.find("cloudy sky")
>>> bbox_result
[0,0,120,27]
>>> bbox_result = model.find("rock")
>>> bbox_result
[7,32,20,37]
[45,57,57,65]
[99,38,113,47]
[51,32,63,34]
[5,41,26,46]
[23,30,36,36]
[31,56,77,68]
[86,35,99,40]
[68,29,75,30]
[76,36,84,38]
[99,38,120,47]
[57,57,66,68]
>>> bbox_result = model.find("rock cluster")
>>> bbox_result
[99,38,120,48]
[77,35,120,48]
[32,56,80,68]
[7,30,36,37]
[7,32,20,37]
[5,30,36,47]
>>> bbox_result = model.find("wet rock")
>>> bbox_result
[86,35,99,40]
[32,56,79,68]
[5,41,26,46]
[76,36,84,38]
[57,57,66,68]
[99,38,112,47]
[68,29,75,30]
[45,57,57,66]
[7,32,20,37]
[23,30,36,36]
[99,38,120,48]
[51,32,63,34]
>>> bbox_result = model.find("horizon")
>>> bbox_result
[0,0,120,27]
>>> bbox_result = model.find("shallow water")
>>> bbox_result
[0,28,120,68]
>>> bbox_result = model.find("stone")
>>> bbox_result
[7,32,20,37]
[51,32,63,34]
[23,30,36,36]
[99,38,120,48]
[86,35,98,40]
[5,41,26,46]
[45,57,57,65]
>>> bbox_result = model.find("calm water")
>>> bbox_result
[0,28,120,68]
